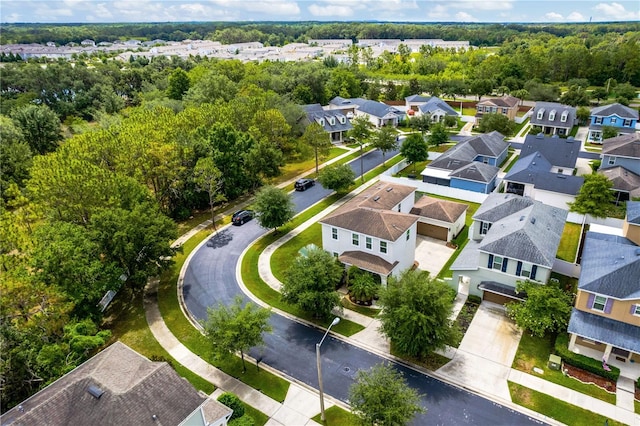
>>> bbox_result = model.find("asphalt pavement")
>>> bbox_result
[181,147,543,425]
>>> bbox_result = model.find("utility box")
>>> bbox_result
[548,354,561,371]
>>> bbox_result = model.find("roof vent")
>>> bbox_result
[552,134,559,139]
[519,215,525,221]
[373,196,380,202]
[536,133,544,139]
[386,187,393,192]
[567,137,574,142]
[530,217,536,225]
[87,385,104,399]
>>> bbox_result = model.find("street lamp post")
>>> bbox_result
[316,317,340,422]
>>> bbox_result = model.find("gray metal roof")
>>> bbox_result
[520,134,580,169]
[449,162,499,183]
[478,201,567,267]
[601,132,640,159]
[579,231,640,299]
[628,201,640,224]
[599,167,640,198]
[473,193,535,223]
[568,308,640,353]
[530,102,576,128]
[590,103,639,120]
[505,153,584,195]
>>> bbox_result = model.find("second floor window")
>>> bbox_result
[595,117,603,124]
[623,119,632,126]
[480,221,491,235]
[608,157,616,165]
[332,228,338,240]
[352,233,359,246]
[592,295,607,312]
[365,236,372,249]
[380,241,387,254]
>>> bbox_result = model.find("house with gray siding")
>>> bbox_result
[530,102,576,136]
[303,104,353,144]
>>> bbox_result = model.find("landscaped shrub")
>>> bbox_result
[218,392,245,420]
[468,295,482,305]
[229,415,255,426]
[554,333,620,382]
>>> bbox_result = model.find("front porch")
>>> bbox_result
[569,335,640,380]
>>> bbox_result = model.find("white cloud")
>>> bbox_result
[450,1,513,11]
[427,4,449,19]
[242,0,301,15]
[308,4,355,17]
[544,12,563,21]
[566,11,585,21]
[4,12,21,22]
[594,2,640,20]
[455,11,478,22]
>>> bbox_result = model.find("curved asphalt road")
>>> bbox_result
[182,147,542,425]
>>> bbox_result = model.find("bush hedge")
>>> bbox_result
[554,333,620,382]
[218,392,245,420]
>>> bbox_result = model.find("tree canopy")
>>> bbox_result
[568,173,615,218]
[253,185,295,231]
[400,133,429,173]
[317,163,355,193]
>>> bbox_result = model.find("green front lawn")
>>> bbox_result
[502,155,519,173]
[512,118,530,136]
[277,147,348,183]
[512,333,616,404]
[312,405,358,425]
[244,405,270,426]
[271,223,323,282]
[556,222,582,262]
[508,382,624,426]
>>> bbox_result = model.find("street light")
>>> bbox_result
[316,317,340,422]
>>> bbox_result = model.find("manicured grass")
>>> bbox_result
[312,405,358,425]
[461,107,477,116]
[271,223,323,282]
[390,345,451,371]
[512,117,530,137]
[512,333,616,404]
[276,147,348,183]
[341,297,381,318]
[243,404,270,426]
[635,399,639,414]
[156,230,291,403]
[502,154,519,173]
[508,382,624,426]
[556,222,582,262]
[105,288,216,394]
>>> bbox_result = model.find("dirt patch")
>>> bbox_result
[563,363,616,393]
[635,386,640,402]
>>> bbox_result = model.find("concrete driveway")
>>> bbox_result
[414,235,455,276]
[437,302,522,402]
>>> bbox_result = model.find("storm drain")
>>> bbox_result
[338,363,357,379]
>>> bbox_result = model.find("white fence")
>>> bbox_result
[515,108,532,124]
[380,175,490,204]
[552,259,581,278]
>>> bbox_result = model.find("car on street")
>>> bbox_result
[294,178,315,191]
[231,210,254,225]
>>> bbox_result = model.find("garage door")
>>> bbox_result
[417,222,448,240]
[482,291,514,305]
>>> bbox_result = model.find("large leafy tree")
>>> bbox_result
[506,280,573,337]
[428,122,449,146]
[253,185,294,232]
[478,113,516,136]
[400,133,429,173]
[0,116,31,201]
[317,163,355,193]
[281,247,343,319]
[370,126,398,166]
[302,122,331,174]
[349,363,424,426]
[193,157,225,229]
[409,114,431,135]
[559,85,589,106]
[379,270,457,358]
[166,67,190,100]
[203,296,272,372]
[348,116,372,183]
[10,104,62,155]
[568,173,615,218]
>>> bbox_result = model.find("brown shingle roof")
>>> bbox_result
[410,196,468,223]
[599,166,640,198]
[601,133,640,159]
[339,251,398,275]
[478,95,520,108]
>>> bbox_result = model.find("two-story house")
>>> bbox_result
[475,95,520,124]
[451,193,567,303]
[328,97,403,128]
[320,182,419,284]
[587,103,639,142]
[405,95,458,122]
[421,131,508,194]
[303,104,353,144]
[529,102,577,136]
[598,132,640,203]
[503,134,584,209]
[567,202,640,366]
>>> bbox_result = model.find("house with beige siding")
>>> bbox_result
[567,202,640,366]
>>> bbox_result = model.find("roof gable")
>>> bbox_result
[590,103,639,120]
[410,196,468,223]
[473,193,535,223]
[449,162,499,183]
[520,134,580,168]
[478,95,519,108]
[599,167,640,197]
[601,132,640,159]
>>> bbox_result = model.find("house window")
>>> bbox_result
[595,117,603,125]
[623,119,632,126]
[558,169,564,174]
[493,255,503,270]
[380,241,387,254]
[406,229,410,241]
[633,305,640,316]
[480,221,492,235]
[502,108,507,114]
[352,233,359,246]
[398,203,402,212]
[549,110,556,121]
[592,295,607,312]
[483,157,489,164]
[561,111,568,123]
[333,252,339,257]
[608,157,616,166]
[519,262,533,278]
[365,236,372,250]
[610,117,617,124]
[536,109,545,120]
[332,228,338,240]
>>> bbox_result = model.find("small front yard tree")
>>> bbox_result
[317,163,355,193]
[193,157,225,231]
[347,266,380,305]
[303,122,332,174]
[601,126,619,141]
[370,126,398,166]
[281,247,343,319]
[478,113,515,136]
[409,114,431,135]
[428,122,449,146]
[569,173,615,218]
[506,280,573,337]
[349,363,424,426]
[400,133,429,174]
[379,270,458,358]
[253,185,295,232]
[203,296,272,372]
[348,116,372,183]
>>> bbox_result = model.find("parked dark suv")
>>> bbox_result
[231,210,254,226]
[294,178,315,191]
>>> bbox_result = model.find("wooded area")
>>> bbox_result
[1,21,638,412]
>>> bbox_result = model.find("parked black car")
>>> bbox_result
[231,210,254,225]
[294,178,315,191]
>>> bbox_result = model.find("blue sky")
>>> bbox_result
[2,0,639,24]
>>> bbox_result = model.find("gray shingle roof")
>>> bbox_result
[405,94,430,103]
[588,124,636,134]
[466,131,509,157]
[303,104,353,134]
[590,103,639,120]
[628,201,640,224]
[530,102,576,128]
[417,97,458,116]
[520,134,580,169]
[356,99,401,119]
[568,309,640,353]
[451,239,481,271]
[599,167,640,198]
[1,342,231,426]
[505,152,584,195]
[578,231,640,299]
[473,193,535,223]
[601,132,640,159]
[410,196,468,223]
[449,162,499,183]
[477,201,567,267]
[426,131,507,174]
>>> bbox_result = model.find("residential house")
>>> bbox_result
[599,132,640,203]
[405,95,458,122]
[0,342,232,426]
[451,193,567,303]
[529,102,577,136]
[599,167,640,204]
[303,104,353,144]
[567,202,640,366]
[475,95,520,124]
[328,97,402,127]
[587,103,639,142]
[409,196,468,242]
[503,134,584,209]
[320,182,419,284]
[421,131,508,194]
